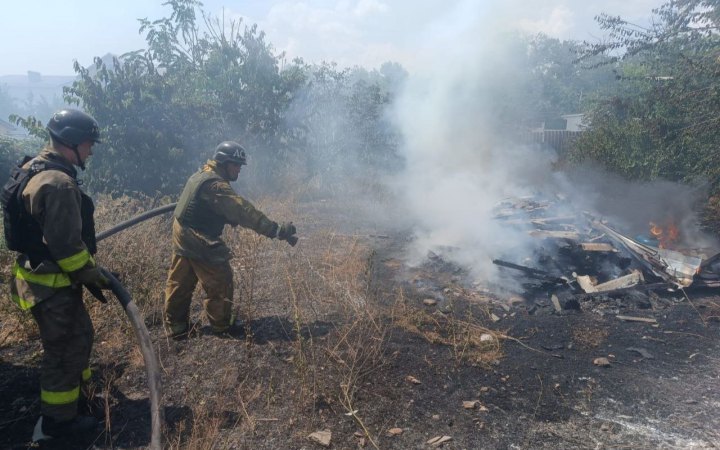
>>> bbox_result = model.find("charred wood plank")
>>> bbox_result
[580,243,617,252]
[575,282,670,300]
[616,315,658,324]
[492,259,568,284]
[528,230,580,240]
[593,270,644,292]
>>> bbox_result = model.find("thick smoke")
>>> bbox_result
[390,0,718,285]
[391,2,558,282]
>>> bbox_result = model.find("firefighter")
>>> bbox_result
[2,109,110,440]
[164,141,297,339]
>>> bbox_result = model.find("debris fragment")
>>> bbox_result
[593,221,701,287]
[406,375,422,385]
[493,259,568,285]
[462,400,488,411]
[528,230,580,240]
[423,299,437,306]
[593,270,644,292]
[388,427,403,436]
[581,243,617,252]
[616,315,657,324]
[593,357,611,367]
[479,333,494,343]
[576,275,598,293]
[308,430,332,447]
[427,435,453,447]
[551,294,562,312]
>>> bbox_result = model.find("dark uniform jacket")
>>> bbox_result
[10,147,96,310]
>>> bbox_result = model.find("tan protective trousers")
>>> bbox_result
[164,254,234,334]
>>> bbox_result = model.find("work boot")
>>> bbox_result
[33,415,100,441]
[167,321,200,341]
[79,391,106,418]
[211,322,245,339]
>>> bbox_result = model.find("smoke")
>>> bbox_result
[557,165,720,252]
[390,0,719,285]
[390,1,559,282]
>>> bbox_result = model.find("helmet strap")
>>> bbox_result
[71,145,86,171]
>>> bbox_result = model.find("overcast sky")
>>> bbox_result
[1,0,664,76]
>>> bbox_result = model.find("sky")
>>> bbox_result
[1,0,665,76]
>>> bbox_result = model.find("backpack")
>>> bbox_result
[0,156,77,255]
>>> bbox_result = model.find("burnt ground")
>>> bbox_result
[1,225,719,449]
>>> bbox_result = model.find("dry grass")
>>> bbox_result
[571,326,609,349]
[84,194,394,448]
[394,298,503,366]
[0,193,503,449]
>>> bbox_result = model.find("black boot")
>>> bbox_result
[33,415,100,441]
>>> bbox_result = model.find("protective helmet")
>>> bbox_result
[213,141,247,166]
[46,109,102,147]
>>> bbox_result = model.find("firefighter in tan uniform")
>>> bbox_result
[1,109,110,441]
[164,141,297,338]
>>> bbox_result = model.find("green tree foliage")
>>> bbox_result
[62,0,308,195]
[527,34,615,123]
[35,0,402,197]
[0,135,45,184]
[572,0,720,185]
[283,61,403,192]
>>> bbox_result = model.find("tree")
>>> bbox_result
[13,0,405,198]
[572,0,720,186]
[57,0,311,195]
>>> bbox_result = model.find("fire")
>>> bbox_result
[649,220,679,249]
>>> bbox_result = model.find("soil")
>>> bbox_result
[1,220,719,449]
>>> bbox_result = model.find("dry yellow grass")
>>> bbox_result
[0,193,505,449]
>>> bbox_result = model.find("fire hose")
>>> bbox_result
[100,269,163,450]
[96,203,177,242]
[95,203,177,450]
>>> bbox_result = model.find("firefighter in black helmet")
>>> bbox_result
[1,109,110,441]
[164,141,297,339]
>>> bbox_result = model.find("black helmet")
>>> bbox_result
[213,141,247,166]
[46,109,102,147]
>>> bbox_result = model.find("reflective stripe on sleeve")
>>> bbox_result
[82,368,92,382]
[57,249,93,272]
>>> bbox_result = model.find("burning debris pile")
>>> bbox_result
[489,195,720,305]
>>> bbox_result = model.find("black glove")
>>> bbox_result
[277,222,298,246]
[71,265,111,303]
[85,284,108,304]
[277,222,297,240]
[71,266,111,288]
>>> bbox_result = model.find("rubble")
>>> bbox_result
[307,430,332,447]
[427,435,453,447]
[489,195,720,307]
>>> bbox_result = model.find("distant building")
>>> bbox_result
[561,113,586,132]
[0,72,76,106]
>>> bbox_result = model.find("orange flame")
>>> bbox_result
[648,220,679,249]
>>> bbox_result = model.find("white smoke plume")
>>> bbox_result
[391,1,558,282]
[389,0,718,285]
